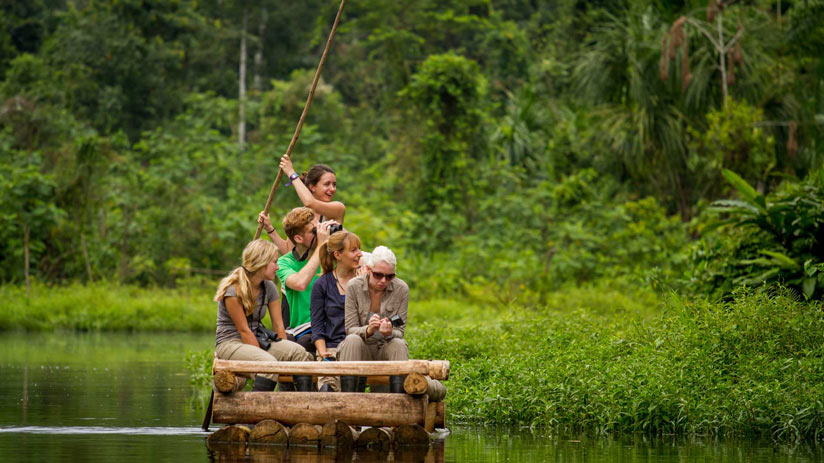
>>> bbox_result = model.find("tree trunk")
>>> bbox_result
[403,373,447,402]
[717,8,728,106]
[213,392,428,426]
[238,4,248,148]
[81,232,93,282]
[22,221,30,298]
[248,419,289,444]
[253,7,267,91]
[288,423,322,446]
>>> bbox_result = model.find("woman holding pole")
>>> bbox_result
[213,240,315,392]
[279,154,345,225]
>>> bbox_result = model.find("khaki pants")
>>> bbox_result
[215,338,313,382]
[337,334,409,362]
[317,347,340,391]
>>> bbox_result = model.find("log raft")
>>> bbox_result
[208,358,450,447]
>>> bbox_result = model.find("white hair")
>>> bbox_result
[368,246,396,268]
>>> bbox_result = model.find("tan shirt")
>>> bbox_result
[344,274,408,343]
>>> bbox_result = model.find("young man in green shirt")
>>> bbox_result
[276,206,336,353]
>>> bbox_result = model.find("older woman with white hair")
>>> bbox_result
[337,246,409,393]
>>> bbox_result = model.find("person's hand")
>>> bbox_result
[379,318,393,337]
[366,313,381,336]
[316,220,338,245]
[355,264,368,277]
[258,211,273,232]
[279,154,295,177]
[318,351,333,360]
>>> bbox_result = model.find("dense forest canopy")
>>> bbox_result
[1,0,822,301]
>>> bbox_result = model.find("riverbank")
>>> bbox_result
[3,281,822,441]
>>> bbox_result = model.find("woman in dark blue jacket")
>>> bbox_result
[310,231,364,391]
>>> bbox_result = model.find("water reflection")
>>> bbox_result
[206,443,442,463]
[1,332,822,463]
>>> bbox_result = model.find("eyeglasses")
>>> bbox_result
[371,271,396,281]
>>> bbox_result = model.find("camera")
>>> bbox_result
[389,314,404,327]
[328,223,343,234]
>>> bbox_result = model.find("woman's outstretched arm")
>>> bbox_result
[280,154,346,223]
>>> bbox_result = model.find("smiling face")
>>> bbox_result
[309,172,337,202]
[334,237,362,271]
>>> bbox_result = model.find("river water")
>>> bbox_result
[0,332,820,462]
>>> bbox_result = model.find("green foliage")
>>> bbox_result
[687,168,824,299]
[687,98,776,197]
[411,286,824,441]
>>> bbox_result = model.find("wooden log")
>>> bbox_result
[424,402,437,433]
[213,392,427,427]
[205,441,247,457]
[320,420,358,449]
[394,424,430,446]
[248,419,289,445]
[403,373,447,402]
[214,370,248,394]
[289,423,323,446]
[355,427,393,450]
[214,359,450,380]
[247,445,287,460]
[435,401,445,429]
[207,424,251,445]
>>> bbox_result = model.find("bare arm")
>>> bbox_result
[259,211,293,255]
[225,296,260,348]
[284,248,322,292]
[267,298,287,340]
[280,154,346,224]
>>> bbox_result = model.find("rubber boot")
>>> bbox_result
[252,376,277,392]
[389,375,407,394]
[357,376,367,392]
[277,381,295,392]
[294,375,314,392]
[340,375,358,392]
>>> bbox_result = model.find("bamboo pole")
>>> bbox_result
[213,359,450,380]
[254,0,347,239]
[213,392,427,426]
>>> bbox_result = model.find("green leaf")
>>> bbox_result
[802,278,816,300]
[759,250,799,269]
[722,169,767,214]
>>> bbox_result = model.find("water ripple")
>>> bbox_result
[0,426,208,436]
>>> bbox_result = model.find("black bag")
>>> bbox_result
[253,283,280,350]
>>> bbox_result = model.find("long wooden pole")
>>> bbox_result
[254,0,347,239]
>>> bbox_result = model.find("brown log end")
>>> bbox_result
[320,419,358,449]
[288,423,323,446]
[427,379,447,402]
[213,370,238,394]
[403,373,428,395]
[435,401,445,429]
[394,424,430,446]
[356,427,393,450]
[248,419,288,445]
[207,424,251,445]
[429,360,450,381]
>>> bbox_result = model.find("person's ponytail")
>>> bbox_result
[319,241,334,274]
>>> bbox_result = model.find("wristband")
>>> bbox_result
[285,172,300,186]
[265,227,275,234]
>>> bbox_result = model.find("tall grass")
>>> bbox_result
[409,285,824,441]
[0,282,216,331]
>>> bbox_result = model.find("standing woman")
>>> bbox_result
[310,231,364,392]
[214,240,315,391]
[279,154,345,225]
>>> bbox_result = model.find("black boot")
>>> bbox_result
[389,375,407,394]
[252,376,276,392]
[357,376,367,392]
[294,375,315,392]
[277,381,295,392]
[340,375,358,392]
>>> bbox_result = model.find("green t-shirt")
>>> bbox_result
[276,251,321,328]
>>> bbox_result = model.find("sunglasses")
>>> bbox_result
[370,271,396,281]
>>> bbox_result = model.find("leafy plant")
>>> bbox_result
[697,168,824,299]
